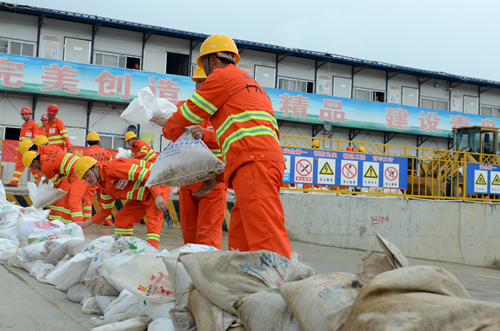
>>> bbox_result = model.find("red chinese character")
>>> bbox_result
[482,118,496,127]
[418,111,441,133]
[0,58,24,87]
[147,78,180,103]
[279,93,293,117]
[279,94,309,119]
[449,115,470,127]
[319,99,345,123]
[40,64,79,94]
[94,70,131,99]
[385,108,410,130]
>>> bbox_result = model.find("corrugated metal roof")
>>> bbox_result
[1,1,499,88]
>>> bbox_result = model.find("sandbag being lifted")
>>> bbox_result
[146,127,224,188]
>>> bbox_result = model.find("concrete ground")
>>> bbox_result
[2,223,500,330]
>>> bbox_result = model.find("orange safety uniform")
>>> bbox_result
[166,64,292,258]
[90,158,171,248]
[9,119,38,186]
[35,145,62,221]
[36,124,46,137]
[44,117,71,151]
[162,100,227,249]
[131,140,157,162]
[82,145,113,224]
[39,149,83,223]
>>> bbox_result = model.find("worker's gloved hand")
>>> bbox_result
[150,117,168,127]
[191,126,204,140]
[79,218,95,229]
[42,177,50,185]
[154,195,167,213]
[192,177,220,197]
[67,149,73,154]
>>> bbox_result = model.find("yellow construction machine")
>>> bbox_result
[407,126,500,198]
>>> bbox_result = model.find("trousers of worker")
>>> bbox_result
[229,161,292,258]
[179,184,227,250]
[83,183,113,225]
[48,178,72,223]
[9,151,25,186]
[114,186,171,249]
[64,178,87,223]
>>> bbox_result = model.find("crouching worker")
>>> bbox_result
[74,157,170,249]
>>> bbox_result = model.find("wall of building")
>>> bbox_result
[0,11,38,42]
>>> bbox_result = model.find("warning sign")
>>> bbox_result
[474,170,488,193]
[294,157,313,183]
[341,160,358,186]
[491,172,500,194]
[383,164,400,188]
[283,155,291,182]
[317,158,335,185]
[363,162,379,187]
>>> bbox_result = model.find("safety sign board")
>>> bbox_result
[317,158,335,185]
[294,157,313,183]
[383,164,400,188]
[281,147,408,189]
[466,163,500,195]
[363,162,379,187]
[341,160,358,186]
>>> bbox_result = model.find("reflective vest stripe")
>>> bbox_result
[190,92,217,116]
[222,126,279,162]
[180,102,204,124]
[216,110,278,141]
[210,149,223,157]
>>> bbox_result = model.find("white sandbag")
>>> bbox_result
[96,295,119,313]
[279,272,360,331]
[163,258,191,310]
[120,86,176,128]
[180,250,314,315]
[165,243,218,260]
[33,262,57,283]
[100,250,137,292]
[44,239,85,264]
[19,256,35,273]
[148,318,176,331]
[104,290,138,318]
[170,309,197,331]
[235,290,302,331]
[140,301,175,320]
[0,237,18,251]
[145,128,224,188]
[85,275,121,296]
[116,147,132,159]
[32,179,67,209]
[90,317,150,331]
[83,296,103,315]
[46,253,91,291]
[0,178,5,201]
[111,253,174,304]
[67,283,91,303]
[22,242,47,260]
[28,182,37,202]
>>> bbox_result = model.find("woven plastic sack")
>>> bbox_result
[116,147,132,159]
[146,128,224,187]
[31,179,67,209]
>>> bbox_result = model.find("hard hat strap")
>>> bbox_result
[205,55,211,76]
[90,166,101,184]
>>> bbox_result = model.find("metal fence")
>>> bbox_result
[280,134,500,202]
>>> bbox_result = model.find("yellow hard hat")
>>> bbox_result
[359,146,367,153]
[34,135,49,146]
[124,131,137,142]
[22,151,38,168]
[87,131,100,141]
[312,139,320,148]
[197,34,240,68]
[74,156,98,180]
[19,140,33,155]
[191,65,207,82]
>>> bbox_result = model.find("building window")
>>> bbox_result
[354,88,385,102]
[480,106,500,117]
[0,39,35,57]
[278,78,314,93]
[98,134,127,149]
[94,51,141,70]
[421,97,448,111]
[166,52,189,76]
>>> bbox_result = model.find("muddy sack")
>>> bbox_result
[146,128,224,188]
[31,179,67,209]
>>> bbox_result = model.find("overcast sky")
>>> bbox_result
[15,0,500,82]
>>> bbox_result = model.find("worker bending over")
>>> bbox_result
[75,157,170,249]
[158,34,292,258]
[152,65,227,249]
[125,131,157,162]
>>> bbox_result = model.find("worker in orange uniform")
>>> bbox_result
[38,114,48,137]
[44,104,72,153]
[81,132,114,225]
[7,107,39,187]
[124,132,157,162]
[157,34,292,258]
[22,149,81,224]
[74,157,171,249]
[151,65,227,249]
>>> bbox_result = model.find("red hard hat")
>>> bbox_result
[41,114,48,121]
[47,104,59,115]
[346,146,354,151]
[21,107,32,114]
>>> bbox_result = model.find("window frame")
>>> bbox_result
[93,50,141,69]
[0,38,36,57]
[420,96,449,111]
[277,76,314,93]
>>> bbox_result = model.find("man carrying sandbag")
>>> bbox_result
[74,157,170,249]
[155,34,292,258]
[125,131,158,162]
[81,132,114,226]
[152,65,227,250]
